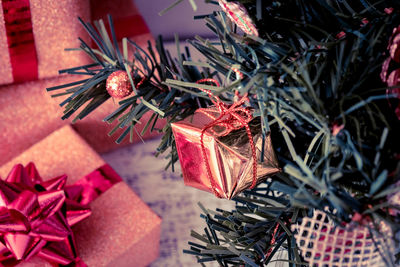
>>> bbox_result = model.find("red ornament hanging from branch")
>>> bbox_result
[106,70,134,99]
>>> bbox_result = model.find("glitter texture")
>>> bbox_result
[0,0,91,85]
[0,0,163,164]
[0,4,13,84]
[218,0,259,36]
[0,75,164,166]
[0,125,161,267]
[106,70,133,98]
[30,0,91,80]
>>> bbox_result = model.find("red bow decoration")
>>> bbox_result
[0,163,91,266]
[196,78,257,198]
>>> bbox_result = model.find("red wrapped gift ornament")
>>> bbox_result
[172,80,280,199]
[0,163,91,266]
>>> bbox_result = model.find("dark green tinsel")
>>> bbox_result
[48,0,400,266]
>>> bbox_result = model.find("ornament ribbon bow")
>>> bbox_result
[0,163,120,266]
[196,78,257,198]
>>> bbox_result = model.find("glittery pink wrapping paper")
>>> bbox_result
[0,0,92,85]
[0,0,164,165]
[0,74,165,166]
[0,125,161,267]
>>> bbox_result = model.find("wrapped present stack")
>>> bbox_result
[0,0,162,266]
[0,0,163,166]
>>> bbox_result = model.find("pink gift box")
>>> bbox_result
[0,0,164,166]
[0,74,164,166]
[0,0,91,85]
[0,125,161,266]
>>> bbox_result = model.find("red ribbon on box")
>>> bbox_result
[0,163,121,266]
[66,164,122,206]
[1,0,38,83]
[1,0,150,84]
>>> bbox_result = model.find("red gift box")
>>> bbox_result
[0,125,161,266]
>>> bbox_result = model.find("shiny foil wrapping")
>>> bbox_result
[172,112,280,199]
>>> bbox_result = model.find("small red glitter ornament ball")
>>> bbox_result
[106,70,133,98]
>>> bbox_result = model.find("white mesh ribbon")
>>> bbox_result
[388,181,400,217]
[292,210,396,267]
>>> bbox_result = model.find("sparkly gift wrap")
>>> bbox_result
[0,125,161,267]
[0,74,164,166]
[0,0,163,164]
[0,0,91,85]
[172,113,280,199]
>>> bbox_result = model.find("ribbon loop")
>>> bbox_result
[66,164,122,206]
[0,163,91,265]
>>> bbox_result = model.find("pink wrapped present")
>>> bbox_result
[0,0,91,85]
[0,0,164,165]
[0,125,162,266]
[0,75,164,166]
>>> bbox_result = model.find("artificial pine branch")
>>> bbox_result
[173,1,400,265]
[48,15,216,149]
[47,1,400,265]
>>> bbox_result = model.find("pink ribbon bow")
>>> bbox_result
[0,163,91,266]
